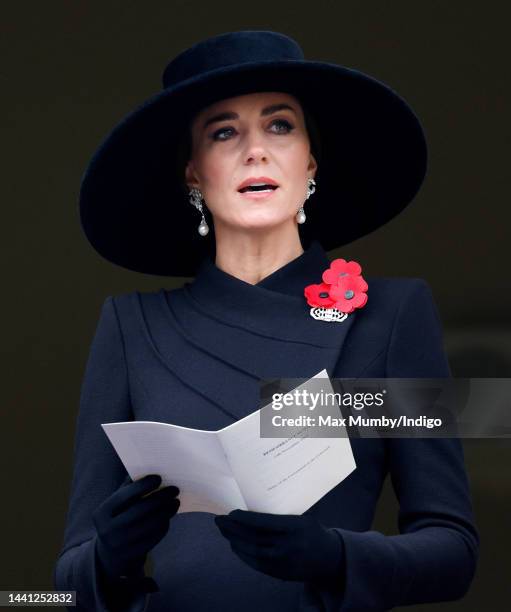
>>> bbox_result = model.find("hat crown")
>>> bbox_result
[162,30,304,89]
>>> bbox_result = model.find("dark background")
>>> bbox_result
[2,1,510,609]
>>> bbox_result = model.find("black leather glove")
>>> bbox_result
[92,474,180,603]
[215,509,345,584]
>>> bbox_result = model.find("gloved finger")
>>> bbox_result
[215,518,277,547]
[225,509,299,533]
[113,494,180,534]
[229,536,280,560]
[231,547,290,581]
[124,504,179,550]
[138,483,181,509]
[99,500,179,562]
[108,474,163,517]
[230,546,264,573]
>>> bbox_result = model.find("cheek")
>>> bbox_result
[199,156,233,192]
[285,149,310,185]
[284,140,309,167]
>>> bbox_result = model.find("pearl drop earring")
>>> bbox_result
[297,178,316,224]
[188,187,209,236]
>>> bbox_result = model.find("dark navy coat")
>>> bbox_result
[54,239,479,611]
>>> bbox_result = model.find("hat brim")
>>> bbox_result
[79,60,427,276]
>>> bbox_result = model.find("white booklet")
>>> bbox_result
[102,368,356,515]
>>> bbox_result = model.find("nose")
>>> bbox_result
[242,130,269,164]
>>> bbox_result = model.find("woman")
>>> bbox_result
[54,30,479,611]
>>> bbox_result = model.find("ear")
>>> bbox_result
[185,159,200,189]
[308,152,318,176]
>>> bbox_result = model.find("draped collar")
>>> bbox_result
[170,239,355,348]
[134,239,363,422]
[189,238,332,301]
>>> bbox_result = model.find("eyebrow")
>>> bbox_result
[202,103,297,130]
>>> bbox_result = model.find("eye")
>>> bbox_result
[211,126,235,141]
[269,119,294,134]
[211,118,295,142]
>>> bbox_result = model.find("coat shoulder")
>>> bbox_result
[364,276,432,315]
[107,286,175,307]
[365,275,430,291]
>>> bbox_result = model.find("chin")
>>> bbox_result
[237,212,290,229]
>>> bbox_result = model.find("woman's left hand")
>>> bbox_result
[214,510,345,583]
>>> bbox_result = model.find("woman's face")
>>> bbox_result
[185,91,317,235]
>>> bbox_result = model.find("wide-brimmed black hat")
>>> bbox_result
[79,29,428,277]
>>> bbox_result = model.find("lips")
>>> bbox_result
[237,176,280,192]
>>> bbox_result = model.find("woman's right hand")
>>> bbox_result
[92,473,180,582]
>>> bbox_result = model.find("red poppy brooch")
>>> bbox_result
[304,258,368,322]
